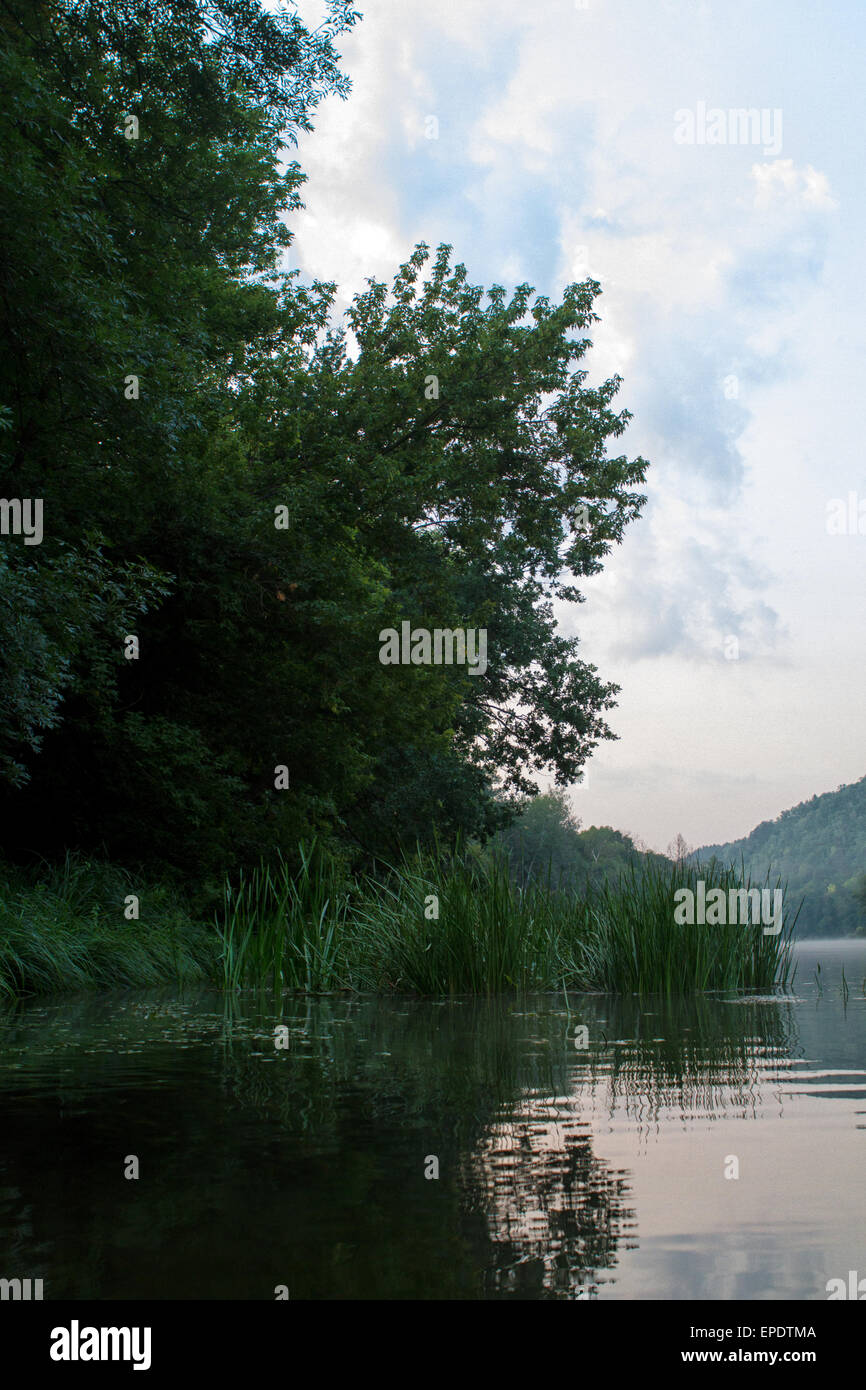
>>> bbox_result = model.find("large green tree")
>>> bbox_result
[241,245,649,859]
[0,0,359,872]
[1,2,649,880]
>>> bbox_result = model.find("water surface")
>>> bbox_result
[0,939,863,1299]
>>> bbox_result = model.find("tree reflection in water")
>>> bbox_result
[0,987,799,1298]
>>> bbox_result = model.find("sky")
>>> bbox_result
[283,0,866,853]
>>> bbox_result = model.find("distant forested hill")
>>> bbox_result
[695,776,866,937]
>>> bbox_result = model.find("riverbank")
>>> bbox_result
[0,856,216,998]
[0,848,798,998]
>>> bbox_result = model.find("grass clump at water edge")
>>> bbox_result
[0,853,217,998]
[0,845,796,997]
[216,843,795,996]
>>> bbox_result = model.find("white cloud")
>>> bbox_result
[284,0,866,845]
[751,159,838,211]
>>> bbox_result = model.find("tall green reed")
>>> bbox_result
[217,842,348,992]
[351,847,573,993]
[2,843,797,999]
[576,855,796,993]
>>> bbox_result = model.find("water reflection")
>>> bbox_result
[0,941,863,1299]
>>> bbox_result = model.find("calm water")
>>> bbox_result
[0,939,864,1300]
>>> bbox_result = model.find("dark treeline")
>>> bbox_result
[491,788,670,890]
[0,0,648,892]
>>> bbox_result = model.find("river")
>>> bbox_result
[0,938,863,1299]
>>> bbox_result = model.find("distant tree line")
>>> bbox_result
[490,789,670,891]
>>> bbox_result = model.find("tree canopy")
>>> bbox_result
[0,0,649,882]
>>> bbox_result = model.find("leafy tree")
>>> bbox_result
[241,245,648,859]
[0,0,358,873]
[0,3,650,882]
[493,789,583,885]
